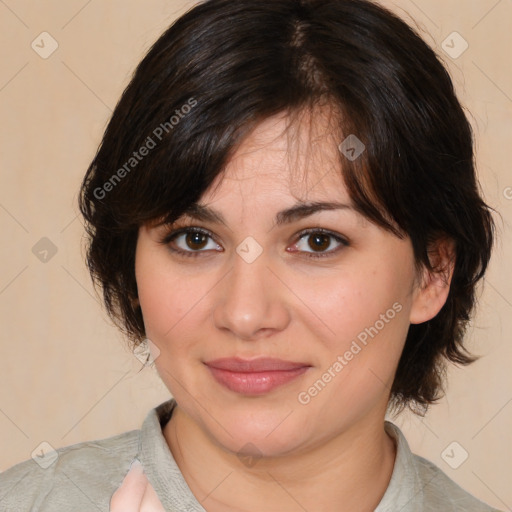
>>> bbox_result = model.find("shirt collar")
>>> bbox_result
[138,399,206,512]
[137,399,425,512]
[374,421,426,511]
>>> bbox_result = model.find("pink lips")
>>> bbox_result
[204,357,311,395]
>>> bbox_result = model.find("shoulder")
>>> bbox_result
[0,429,139,512]
[381,421,503,512]
[412,453,503,512]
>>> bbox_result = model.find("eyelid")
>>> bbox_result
[158,225,221,247]
[289,227,349,259]
[294,227,349,244]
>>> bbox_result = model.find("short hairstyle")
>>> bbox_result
[79,0,495,415]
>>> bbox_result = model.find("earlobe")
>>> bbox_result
[409,237,456,325]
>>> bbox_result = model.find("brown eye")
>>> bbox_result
[307,233,331,252]
[161,227,222,258]
[290,229,349,259]
[185,231,209,250]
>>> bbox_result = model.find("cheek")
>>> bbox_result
[295,283,409,425]
[293,255,413,399]
[135,251,222,375]
[138,279,199,342]
[136,250,196,342]
[298,257,412,350]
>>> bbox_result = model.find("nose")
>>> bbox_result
[212,250,291,341]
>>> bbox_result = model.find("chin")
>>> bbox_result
[204,409,309,458]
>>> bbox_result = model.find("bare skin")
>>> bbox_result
[132,109,454,511]
[110,460,166,512]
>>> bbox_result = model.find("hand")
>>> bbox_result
[110,459,166,512]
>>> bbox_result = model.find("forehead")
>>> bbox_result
[207,109,349,204]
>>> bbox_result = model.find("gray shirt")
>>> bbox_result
[0,398,502,511]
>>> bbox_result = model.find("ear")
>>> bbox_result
[409,236,456,325]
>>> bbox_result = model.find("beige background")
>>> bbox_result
[0,0,511,509]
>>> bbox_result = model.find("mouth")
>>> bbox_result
[204,357,311,395]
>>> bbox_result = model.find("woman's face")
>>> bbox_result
[135,111,428,457]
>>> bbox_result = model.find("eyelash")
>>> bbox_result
[158,225,349,259]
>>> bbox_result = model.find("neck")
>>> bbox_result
[163,404,397,512]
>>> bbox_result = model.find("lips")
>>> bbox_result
[204,357,309,372]
[204,357,311,395]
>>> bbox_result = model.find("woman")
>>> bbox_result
[0,0,500,510]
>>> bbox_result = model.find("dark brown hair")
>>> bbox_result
[78,0,495,415]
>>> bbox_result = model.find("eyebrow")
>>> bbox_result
[179,200,355,227]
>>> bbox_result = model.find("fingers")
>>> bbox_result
[110,459,147,512]
[141,480,167,512]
